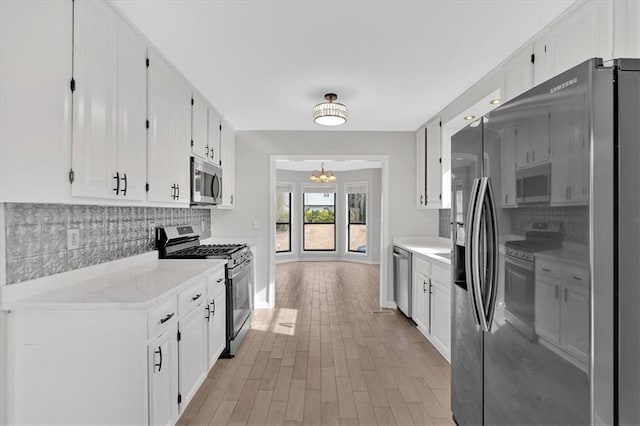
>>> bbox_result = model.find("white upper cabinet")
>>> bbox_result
[502,45,534,102]
[208,107,222,166]
[71,0,119,199]
[71,0,147,201]
[191,93,208,161]
[416,119,442,209]
[147,49,191,205]
[116,19,147,201]
[218,118,235,208]
[0,0,73,203]
[500,125,518,208]
[534,1,613,86]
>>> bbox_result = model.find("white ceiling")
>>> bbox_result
[112,0,575,131]
[276,159,382,172]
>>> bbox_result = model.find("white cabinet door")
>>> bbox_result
[529,110,550,165]
[178,303,207,410]
[0,0,73,204]
[147,50,191,205]
[429,280,450,360]
[515,118,530,169]
[191,93,208,161]
[534,278,561,345]
[412,270,428,332]
[560,285,589,366]
[415,126,427,208]
[208,285,227,368]
[71,0,118,199]
[116,19,147,201]
[500,125,518,208]
[208,108,222,166]
[502,45,533,102]
[218,118,235,208]
[148,326,179,426]
[425,118,442,208]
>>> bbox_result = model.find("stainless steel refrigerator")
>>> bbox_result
[450,58,639,425]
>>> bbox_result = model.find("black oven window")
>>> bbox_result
[275,191,291,253]
[303,192,336,251]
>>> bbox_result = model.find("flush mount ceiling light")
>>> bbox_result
[313,93,348,126]
[464,115,476,121]
[309,162,337,183]
[490,98,501,105]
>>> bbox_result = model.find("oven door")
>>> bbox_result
[504,255,535,340]
[227,259,252,339]
[191,156,223,206]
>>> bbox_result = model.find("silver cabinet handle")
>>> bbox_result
[465,178,482,328]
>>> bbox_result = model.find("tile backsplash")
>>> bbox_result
[3,203,211,285]
[439,209,451,238]
[510,205,588,244]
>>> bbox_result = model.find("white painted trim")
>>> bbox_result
[381,301,397,309]
[269,154,389,310]
[343,181,369,256]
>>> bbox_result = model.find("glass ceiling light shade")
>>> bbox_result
[313,93,348,126]
[309,162,337,183]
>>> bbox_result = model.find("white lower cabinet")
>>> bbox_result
[148,325,179,426]
[207,271,227,367]
[5,263,227,425]
[534,258,589,371]
[178,301,208,409]
[411,255,451,361]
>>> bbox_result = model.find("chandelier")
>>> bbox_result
[313,93,348,126]
[309,162,337,183]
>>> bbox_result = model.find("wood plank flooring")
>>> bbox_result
[178,261,453,426]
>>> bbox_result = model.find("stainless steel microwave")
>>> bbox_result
[190,156,222,206]
[516,163,550,204]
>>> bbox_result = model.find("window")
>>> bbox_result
[275,190,291,253]
[346,184,367,253]
[303,192,335,251]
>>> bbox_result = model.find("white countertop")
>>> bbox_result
[2,258,227,311]
[535,247,589,267]
[393,237,452,266]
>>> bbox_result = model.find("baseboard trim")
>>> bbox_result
[381,301,397,309]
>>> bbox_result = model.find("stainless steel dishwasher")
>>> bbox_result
[392,246,412,317]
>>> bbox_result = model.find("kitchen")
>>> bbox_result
[0,0,639,425]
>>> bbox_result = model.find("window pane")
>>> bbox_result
[303,193,335,224]
[349,224,367,252]
[276,192,290,223]
[348,193,366,223]
[304,224,335,250]
[276,224,290,252]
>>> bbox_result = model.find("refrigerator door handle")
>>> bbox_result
[471,178,490,332]
[482,177,499,331]
[465,178,482,328]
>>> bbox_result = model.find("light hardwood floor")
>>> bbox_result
[177,261,453,426]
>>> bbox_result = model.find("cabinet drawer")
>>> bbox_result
[431,264,449,286]
[206,268,226,294]
[536,258,561,279]
[148,298,178,338]
[562,264,589,288]
[414,256,430,277]
[178,280,206,316]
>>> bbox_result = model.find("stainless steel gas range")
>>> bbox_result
[156,225,252,358]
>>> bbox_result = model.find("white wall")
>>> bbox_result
[275,168,382,264]
[211,131,439,308]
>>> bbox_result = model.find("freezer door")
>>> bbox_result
[451,120,484,425]
[617,61,640,426]
[482,60,599,425]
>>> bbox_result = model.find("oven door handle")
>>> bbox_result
[465,178,482,328]
[228,259,252,280]
[481,177,499,332]
[505,255,534,271]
